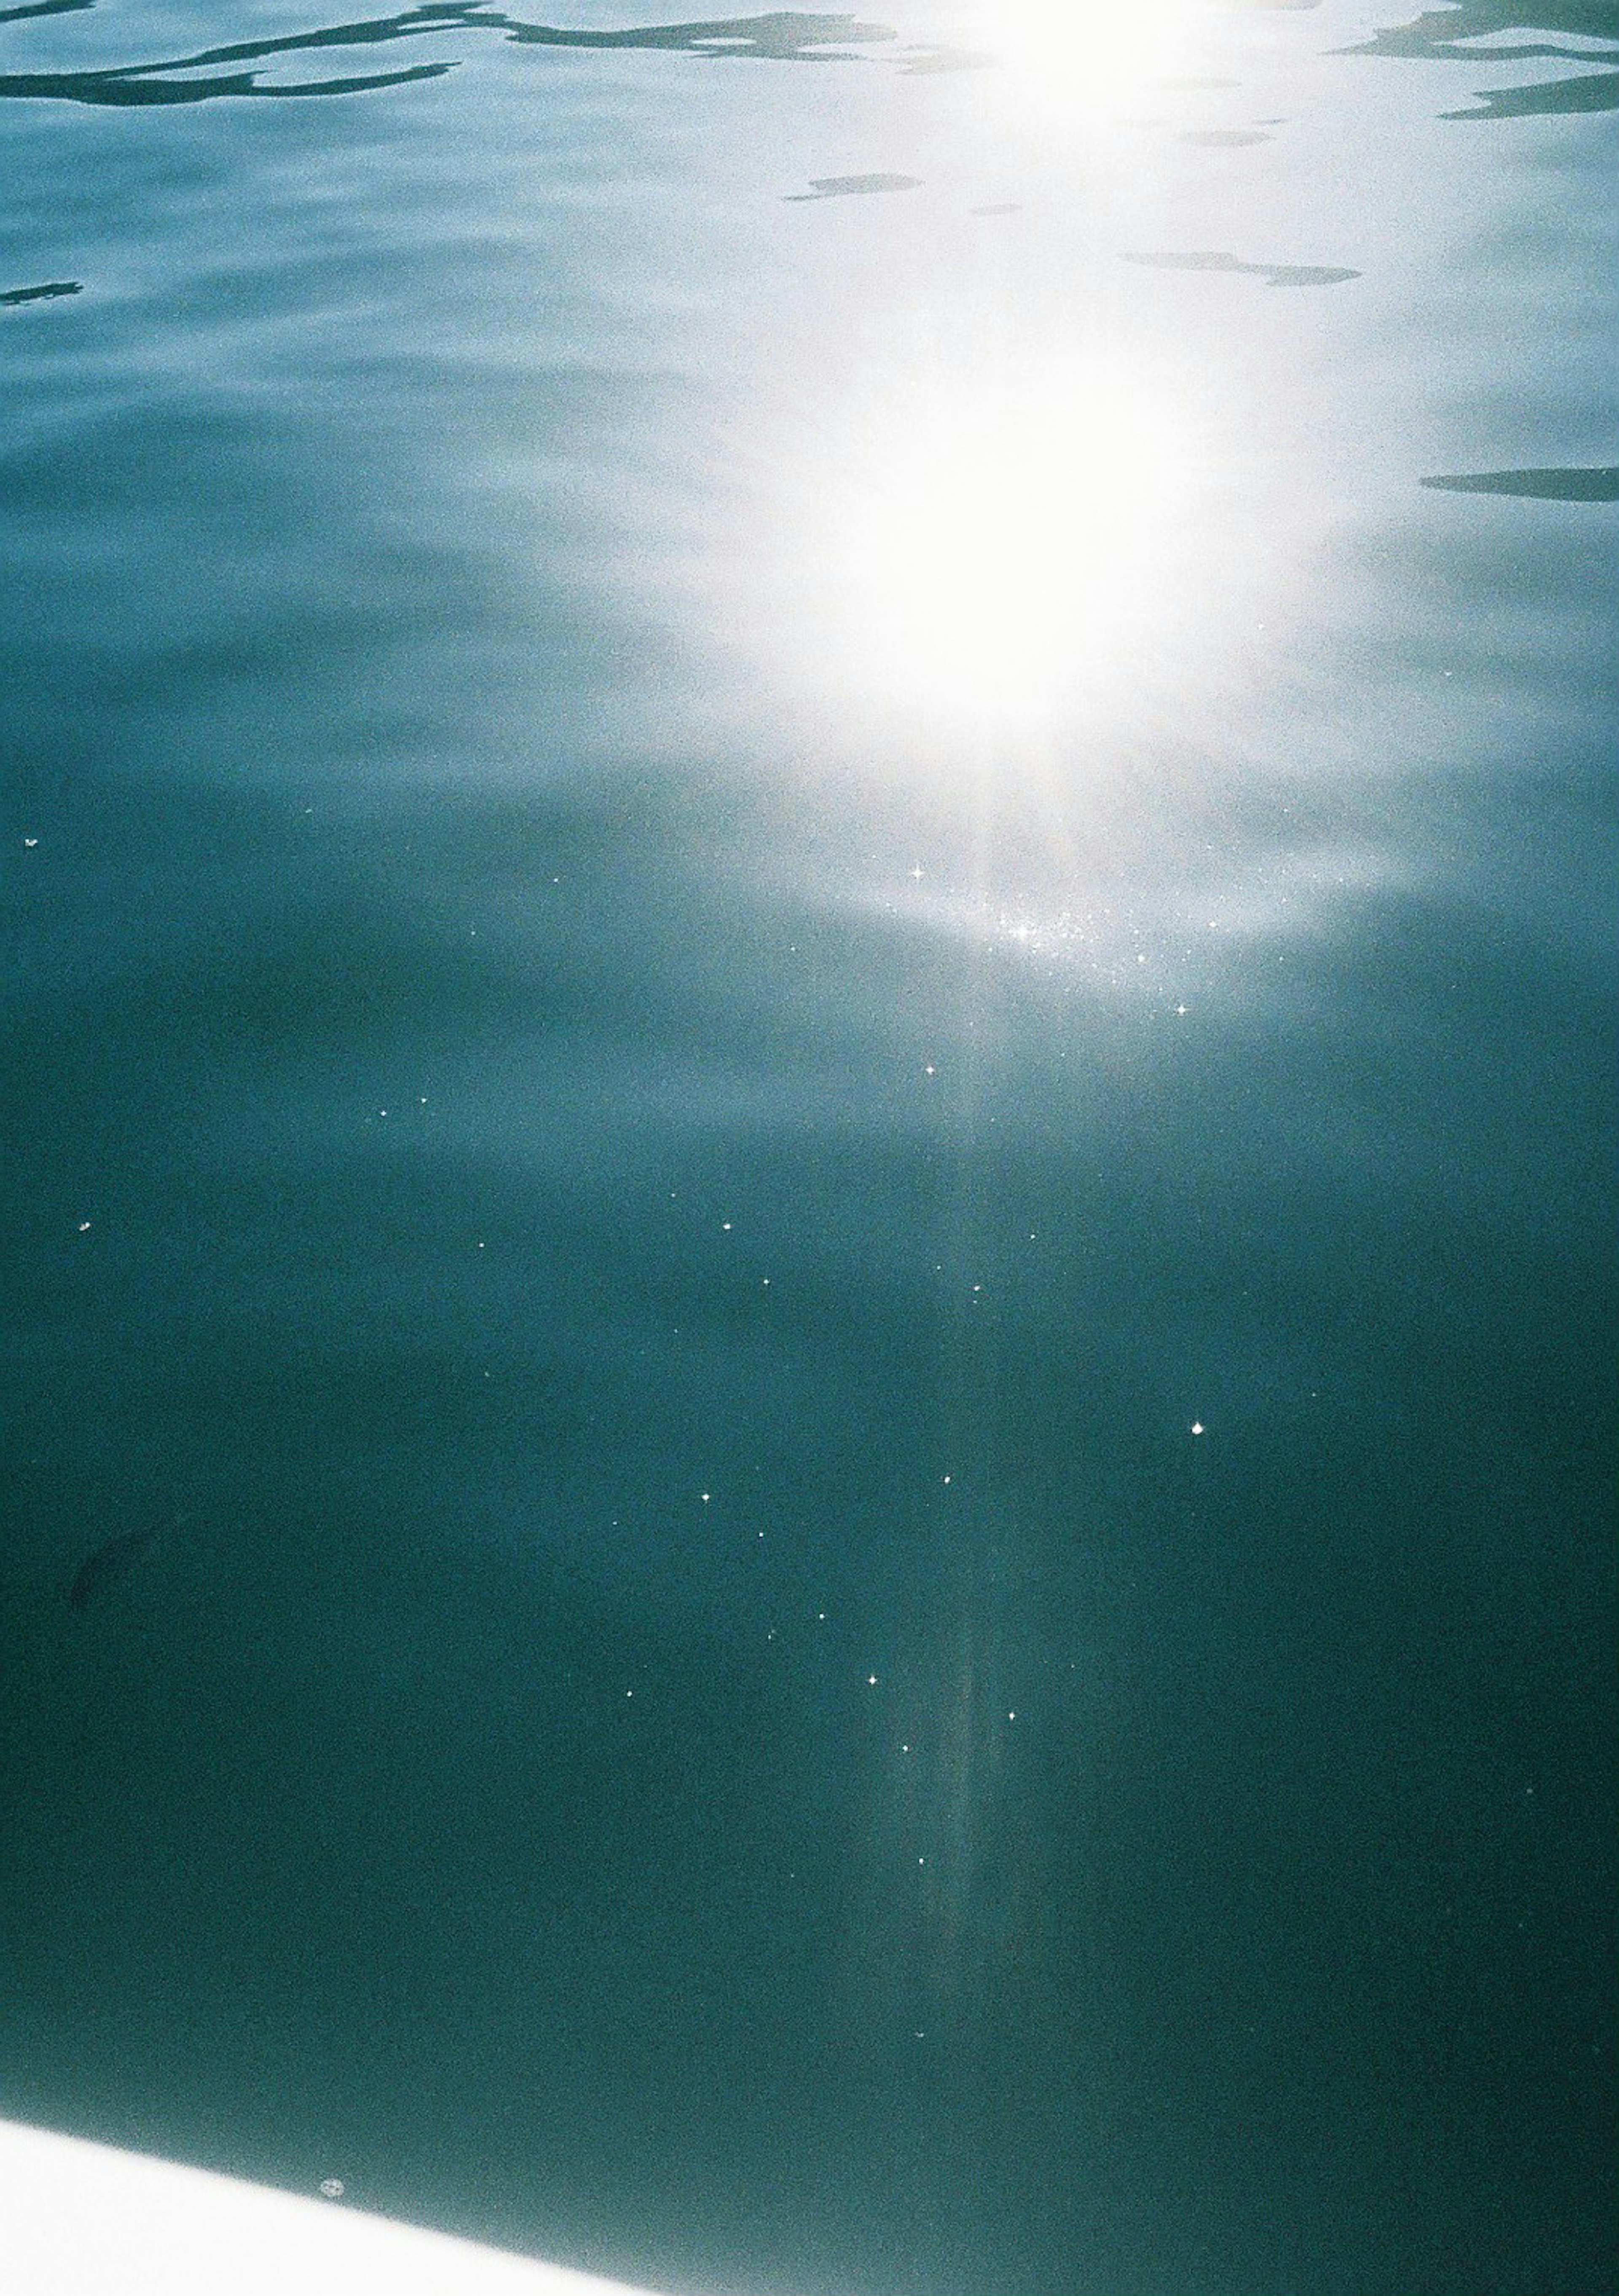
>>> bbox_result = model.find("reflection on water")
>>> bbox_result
[1,276,79,302]
[0,6,897,105]
[948,0,1238,118]
[1,2,1614,2295]
[1423,463,1619,497]
[783,169,923,197]
[9,2,1612,123]
[1349,3,1619,116]
[778,352,1237,729]
[1124,248,1361,284]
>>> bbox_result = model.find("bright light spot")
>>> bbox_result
[972,0,1213,114]
[812,358,1214,727]
[1191,1421,1205,1435]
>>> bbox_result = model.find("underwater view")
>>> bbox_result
[2,4,1615,2292]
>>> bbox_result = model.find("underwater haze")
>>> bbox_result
[2,4,1615,2293]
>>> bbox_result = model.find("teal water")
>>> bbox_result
[2,5,1615,2292]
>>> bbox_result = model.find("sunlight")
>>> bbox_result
[810,356,1217,730]
[967,0,1214,114]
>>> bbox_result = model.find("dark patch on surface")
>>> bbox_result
[1260,263,1359,285]
[1448,65,1619,115]
[1123,250,1358,286]
[66,1526,159,1610]
[783,170,922,200]
[898,42,990,72]
[1,279,82,304]
[1345,7,1619,119]
[0,8,897,107]
[1422,464,1619,500]
[490,7,895,58]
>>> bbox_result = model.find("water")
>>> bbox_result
[1,5,1614,2292]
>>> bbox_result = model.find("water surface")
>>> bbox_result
[2,5,1614,2294]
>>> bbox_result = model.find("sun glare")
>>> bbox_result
[808,359,1217,729]
[968,0,1213,113]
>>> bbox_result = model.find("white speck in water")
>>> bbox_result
[1191,1421,1205,1435]
[23,837,38,848]
[701,1491,711,1503]
[319,2180,344,2201]
[77,1222,91,1233]
[867,1674,878,1685]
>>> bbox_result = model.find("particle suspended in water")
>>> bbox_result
[318,2179,344,2200]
